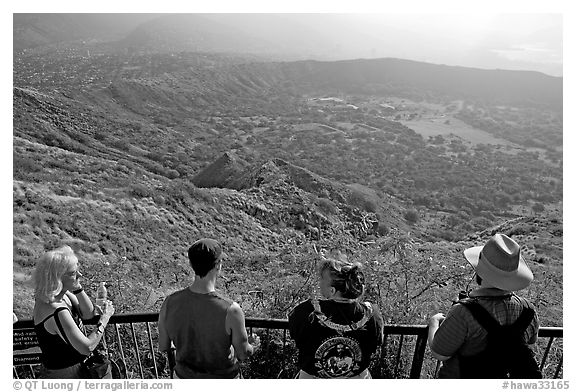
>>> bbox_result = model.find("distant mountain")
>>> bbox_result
[118,14,351,61]
[13,13,160,52]
[13,13,562,78]
[278,58,563,109]
[120,14,271,55]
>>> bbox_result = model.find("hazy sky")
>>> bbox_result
[168,12,563,76]
[338,13,563,76]
[7,1,565,77]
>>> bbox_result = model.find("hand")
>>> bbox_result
[248,333,261,349]
[428,313,446,327]
[99,300,115,321]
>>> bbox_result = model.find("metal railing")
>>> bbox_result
[13,313,563,379]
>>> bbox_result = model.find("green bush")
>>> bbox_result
[376,223,390,237]
[347,189,378,213]
[316,197,338,215]
[404,209,419,224]
[130,184,152,198]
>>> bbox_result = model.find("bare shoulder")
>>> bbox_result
[33,301,53,322]
[34,300,67,322]
[228,302,244,317]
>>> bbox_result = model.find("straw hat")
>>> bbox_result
[464,233,533,291]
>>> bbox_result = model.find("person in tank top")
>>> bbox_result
[158,238,260,378]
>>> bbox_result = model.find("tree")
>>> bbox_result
[404,209,419,224]
[532,203,545,215]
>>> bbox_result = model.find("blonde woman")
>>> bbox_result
[33,246,114,378]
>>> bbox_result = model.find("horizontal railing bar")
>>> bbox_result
[13,313,564,379]
[537,327,563,338]
[13,315,564,338]
[385,325,428,335]
[245,318,289,329]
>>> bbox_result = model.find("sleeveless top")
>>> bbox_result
[288,299,384,378]
[161,289,239,378]
[34,306,88,369]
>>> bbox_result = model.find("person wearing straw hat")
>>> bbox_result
[427,233,540,378]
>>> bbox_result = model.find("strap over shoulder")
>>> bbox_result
[53,307,74,346]
[458,300,498,327]
[511,307,535,331]
[458,299,534,333]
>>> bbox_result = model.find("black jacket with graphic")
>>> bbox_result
[288,299,384,378]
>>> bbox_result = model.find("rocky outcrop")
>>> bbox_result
[193,153,348,204]
[191,151,247,189]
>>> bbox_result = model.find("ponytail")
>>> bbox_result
[342,264,365,299]
[319,259,365,299]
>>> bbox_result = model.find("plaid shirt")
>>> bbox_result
[431,287,539,378]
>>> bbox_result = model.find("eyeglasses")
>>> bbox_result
[64,270,82,278]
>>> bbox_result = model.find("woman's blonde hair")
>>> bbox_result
[33,246,78,303]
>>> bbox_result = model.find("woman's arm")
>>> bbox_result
[52,301,114,356]
[66,288,96,320]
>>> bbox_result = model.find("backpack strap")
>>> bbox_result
[459,299,535,334]
[458,299,500,332]
[511,294,536,330]
[510,307,535,333]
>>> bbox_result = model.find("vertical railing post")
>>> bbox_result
[433,360,441,378]
[129,323,144,378]
[539,337,555,371]
[145,322,159,378]
[553,354,563,379]
[394,335,404,378]
[266,327,270,378]
[281,328,287,379]
[409,330,428,379]
[114,324,128,378]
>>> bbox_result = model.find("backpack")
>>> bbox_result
[457,299,542,379]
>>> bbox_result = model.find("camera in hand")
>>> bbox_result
[458,290,469,300]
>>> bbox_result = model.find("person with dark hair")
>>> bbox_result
[288,258,384,378]
[427,233,540,378]
[158,238,259,378]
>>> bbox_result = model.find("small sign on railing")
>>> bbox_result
[13,328,41,366]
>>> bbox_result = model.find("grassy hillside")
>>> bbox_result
[13,46,562,331]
